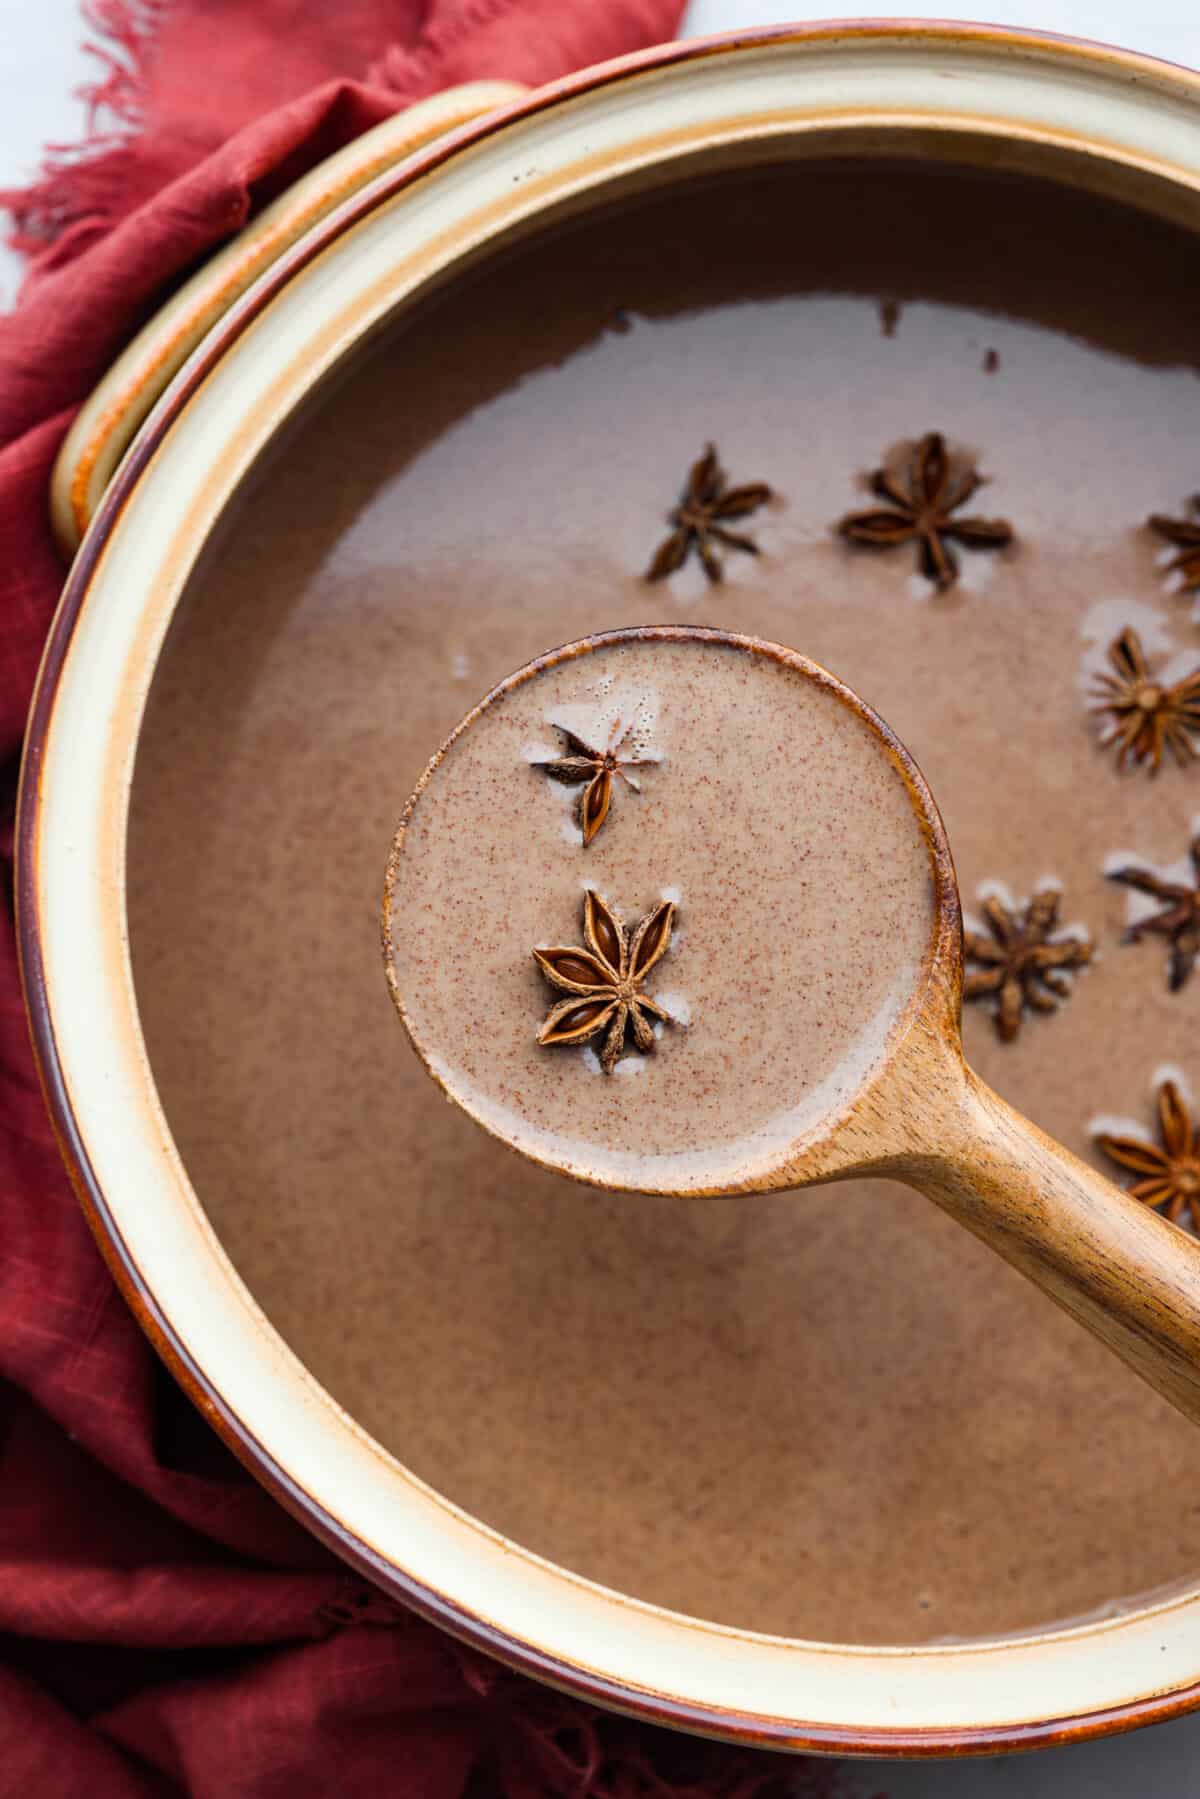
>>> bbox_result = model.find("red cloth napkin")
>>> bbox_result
[0,4,867,1794]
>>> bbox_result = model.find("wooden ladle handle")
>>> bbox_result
[908,1068,1200,1425]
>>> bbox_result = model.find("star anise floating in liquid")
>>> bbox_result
[1089,627,1200,774]
[534,719,657,845]
[963,889,1093,1042]
[1095,1080,1200,1231]
[534,889,676,1075]
[837,431,1013,590]
[1148,495,1200,593]
[1107,836,1200,992]
[646,443,772,584]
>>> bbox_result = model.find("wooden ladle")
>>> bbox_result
[384,626,1200,1426]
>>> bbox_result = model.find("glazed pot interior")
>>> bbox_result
[126,138,1200,1644]
[28,32,1200,1751]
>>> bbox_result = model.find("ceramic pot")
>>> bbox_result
[20,24,1200,1758]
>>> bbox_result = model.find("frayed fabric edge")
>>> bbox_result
[0,0,171,256]
[366,0,687,102]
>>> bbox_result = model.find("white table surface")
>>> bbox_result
[3,1,1200,1791]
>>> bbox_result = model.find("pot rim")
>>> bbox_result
[19,20,1200,1759]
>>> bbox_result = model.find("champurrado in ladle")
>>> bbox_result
[384,625,1200,1425]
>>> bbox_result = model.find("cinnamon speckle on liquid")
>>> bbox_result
[386,638,935,1192]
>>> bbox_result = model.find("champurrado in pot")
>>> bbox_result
[127,157,1200,1646]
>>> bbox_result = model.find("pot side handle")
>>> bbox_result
[50,80,526,560]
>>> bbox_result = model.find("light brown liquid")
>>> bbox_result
[128,158,1200,1644]
[387,636,935,1192]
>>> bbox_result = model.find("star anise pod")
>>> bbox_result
[1107,835,1200,992]
[646,443,771,584]
[837,431,1013,590]
[534,889,676,1075]
[963,888,1092,1042]
[1095,1080,1200,1230]
[533,719,657,845]
[1089,627,1200,773]
[1149,495,1200,592]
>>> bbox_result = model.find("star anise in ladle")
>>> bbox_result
[534,719,657,845]
[837,431,1013,590]
[534,890,676,1074]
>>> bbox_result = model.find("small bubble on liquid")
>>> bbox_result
[523,736,561,764]
[1153,1064,1196,1107]
[974,877,1018,912]
[1102,845,1141,877]
[1090,1110,1150,1145]
[955,554,997,599]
